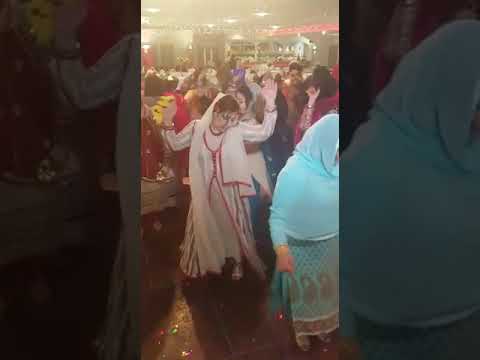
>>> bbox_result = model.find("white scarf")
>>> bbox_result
[190,93,255,198]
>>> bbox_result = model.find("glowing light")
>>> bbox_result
[181,350,193,357]
[145,8,160,13]
[322,30,326,35]
[232,34,244,40]
[206,24,215,28]
[254,11,270,17]
[141,17,150,25]
[142,45,151,50]
[225,18,238,23]
[271,25,280,30]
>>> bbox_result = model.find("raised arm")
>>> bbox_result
[52,35,136,110]
[161,121,196,152]
[239,109,277,142]
[160,100,195,151]
[240,78,278,143]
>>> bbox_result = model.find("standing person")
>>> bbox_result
[270,115,339,352]
[230,57,246,82]
[235,84,273,236]
[282,61,305,129]
[163,76,192,197]
[259,72,293,188]
[52,0,141,358]
[295,67,338,144]
[161,80,279,280]
[341,22,480,360]
[141,93,165,181]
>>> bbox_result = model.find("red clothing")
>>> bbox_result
[141,104,163,180]
[78,0,121,169]
[373,1,468,97]
[294,96,338,145]
[0,31,54,178]
[78,0,120,67]
[164,92,191,177]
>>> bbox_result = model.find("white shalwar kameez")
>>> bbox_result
[163,94,277,279]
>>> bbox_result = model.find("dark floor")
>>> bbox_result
[0,191,120,360]
[142,203,338,360]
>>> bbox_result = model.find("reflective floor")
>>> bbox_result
[141,204,338,360]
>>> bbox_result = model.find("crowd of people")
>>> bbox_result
[140,59,339,351]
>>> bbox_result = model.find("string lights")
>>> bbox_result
[142,23,339,35]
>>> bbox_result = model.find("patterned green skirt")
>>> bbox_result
[270,235,339,336]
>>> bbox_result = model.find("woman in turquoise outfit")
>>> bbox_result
[269,114,339,352]
[341,21,480,360]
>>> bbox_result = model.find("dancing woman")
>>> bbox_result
[295,67,338,145]
[270,115,339,351]
[161,80,279,280]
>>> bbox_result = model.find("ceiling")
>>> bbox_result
[141,0,338,28]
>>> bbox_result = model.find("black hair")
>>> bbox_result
[144,74,165,97]
[308,65,338,98]
[197,96,213,116]
[213,95,240,114]
[289,61,303,73]
[236,84,253,107]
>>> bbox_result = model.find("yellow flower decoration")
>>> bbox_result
[22,0,74,47]
[151,96,175,125]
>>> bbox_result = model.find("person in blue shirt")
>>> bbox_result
[269,115,339,351]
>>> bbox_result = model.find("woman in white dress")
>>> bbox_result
[236,84,273,199]
[161,80,279,280]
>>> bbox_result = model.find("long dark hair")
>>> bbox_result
[303,66,338,105]
[236,84,253,108]
[213,95,240,114]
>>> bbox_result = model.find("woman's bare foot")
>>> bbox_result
[232,262,243,280]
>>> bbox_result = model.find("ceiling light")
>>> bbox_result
[271,25,280,30]
[322,30,326,35]
[145,8,160,13]
[142,45,151,50]
[232,34,244,40]
[206,24,215,28]
[225,18,238,24]
[254,11,270,17]
[141,17,150,25]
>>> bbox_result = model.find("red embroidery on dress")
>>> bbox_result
[202,131,253,264]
